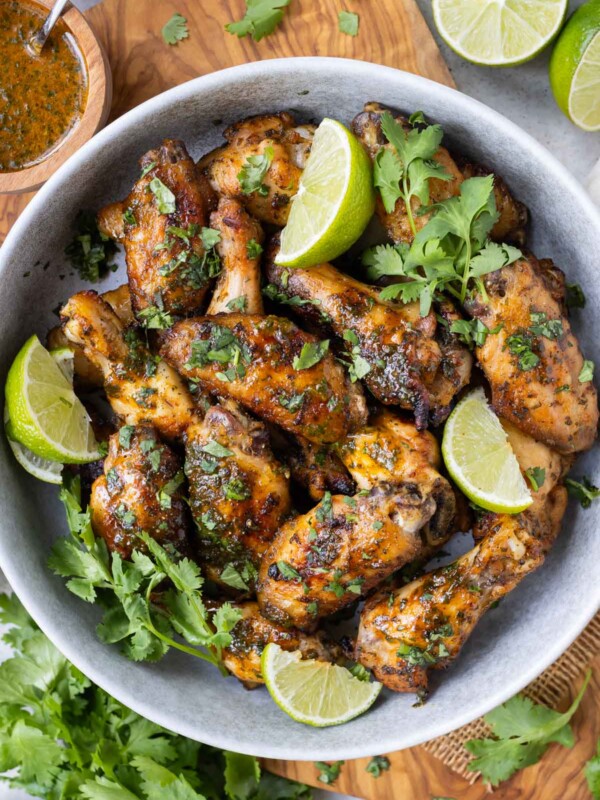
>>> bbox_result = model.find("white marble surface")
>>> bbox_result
[3,2,597,798]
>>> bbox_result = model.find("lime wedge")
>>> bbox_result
[442,388,532,514]
[276,118,375,268]
[433,0,568,66]
[550,1,600,131]
[261,644,381,727]
[5,335,100,464]
[50,347,75,383]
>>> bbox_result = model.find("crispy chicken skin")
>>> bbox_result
[465,255,598,453]
[257,481,440,631]
[352,102,527,246]
[429,301,474,424]
[265,248,448,428]
[207,198,264,315]
[284,437,356,502]
[185,403,291,592]
[355,428,568,692]
[220,601,337,688]
[198,113,314,227]
[337,408,456,545]
[160,314,367,445]
[356,486,567,693]
[60,291,197,440]
[97,139,216,317]
[90,426,190,559]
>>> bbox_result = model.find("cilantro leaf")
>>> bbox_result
[226,0,291,41]
[338,10,359,36]
[292,340,329,370]
[224,750,261,799]
[525,467,545,492]
[565,476,600,508]
[585,740,600,799]
[65,210,119,283]
[315,761,344,785]
[466,671,591,786]
[237,147,274,195]
[162,13,189,46]
[366,755,390,777]
[149,178,176,215]
[579,359,594,383]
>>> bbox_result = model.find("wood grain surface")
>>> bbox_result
[0,3,597,798]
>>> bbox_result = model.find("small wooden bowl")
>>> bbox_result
[0,0,112,194]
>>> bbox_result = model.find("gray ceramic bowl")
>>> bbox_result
[0,58,599,761]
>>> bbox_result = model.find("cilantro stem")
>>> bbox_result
[461,237,473,303]
[402,175,417,237]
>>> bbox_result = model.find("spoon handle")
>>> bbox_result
[29,0,71,54]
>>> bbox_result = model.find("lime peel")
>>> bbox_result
[442,388,532,514]
[261,644,382,727]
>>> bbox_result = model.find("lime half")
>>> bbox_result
[275,118,375,268]
[442,388,532,514]
[261,644,381,727]
[433,0,568,67]
[5,335,100,464]
[550,1,600,131]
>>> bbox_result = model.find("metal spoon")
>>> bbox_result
[27,0,71,55]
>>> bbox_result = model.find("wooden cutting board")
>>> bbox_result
[0,2,597,798]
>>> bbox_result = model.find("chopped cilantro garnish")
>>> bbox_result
[338,10,359,36]
[293,340,330,370]
[161,12,189,45]
[237,147,274,195]
[64,210,119,283]
[225,0,291,41]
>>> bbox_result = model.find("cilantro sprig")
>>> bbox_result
[48,475,241,670]
[465,670,591,786]
[238,147,274,196]
[586,739,600,799]
[161,12,189,45]
[0,593,311,799]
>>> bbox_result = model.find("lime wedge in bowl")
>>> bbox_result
[261,644,382,727]
[5,335,100,464]
[432,0,568,67]
[442,388,532,514]
[550,0,600,131]
[275,118,375,268]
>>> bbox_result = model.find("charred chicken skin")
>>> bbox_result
[355,428,568,692]
[160,314,367,445]
[220,600,337,688]
[60,291,197,441]
[351,102,527,246]
[465,254,598,453]
[90,426,190,559]
[185,402,291,593]
[199,113,314,226]
[98,139,216,317]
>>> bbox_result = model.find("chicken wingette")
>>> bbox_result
[265,245,471,427]
[90,425,190,558]
[160,314,367,445]
[218,600,337,688]
[352,101,527,246]
[60,291,197,441]
[185,402,291,593]
[97,139,217,317]
[198,113,314,226]
[355,427,568,692]
[465,254,598,453]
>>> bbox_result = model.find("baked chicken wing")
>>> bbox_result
[185,402,291,593]
[355,427,568,692]
[465,254,598,453]
[351,102,527,246]
[199,113,314,226]
[98,139,216,317]
[60,291,197,440]
[160,314,367,445]
[90,425,190,559]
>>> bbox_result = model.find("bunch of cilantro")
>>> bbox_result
[363,111,522,317]
[48,474,241,670]
[0,593,310,800]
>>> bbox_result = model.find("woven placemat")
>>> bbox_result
[422,613,600,783]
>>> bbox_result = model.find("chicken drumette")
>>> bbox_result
[90,425,190,558]
[199,113,314,226]
[355,426,568,692]
[60,291,197,441]
[98,139,217,317]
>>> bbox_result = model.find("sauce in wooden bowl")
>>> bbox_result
[0,0,88,173]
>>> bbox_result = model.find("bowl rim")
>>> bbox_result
[0,0,112,194]
[1,56,599,760]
